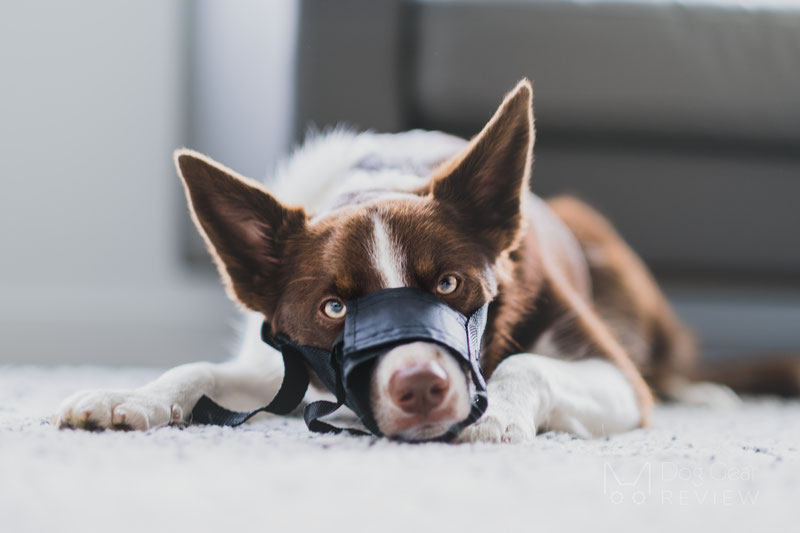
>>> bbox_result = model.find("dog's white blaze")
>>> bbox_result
[371,216,406,288]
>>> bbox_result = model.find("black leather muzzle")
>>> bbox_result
[191,287,489,442]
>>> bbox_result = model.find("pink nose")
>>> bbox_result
[388,361,450,415]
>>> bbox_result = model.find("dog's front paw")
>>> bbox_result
[455,402,536,444]
[54,389,183,431]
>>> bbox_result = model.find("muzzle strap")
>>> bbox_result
[189,328,311,427]
[303,398,370,436]
[190,325,370,435]
[191,288,491,441]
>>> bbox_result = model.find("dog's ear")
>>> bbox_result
[431,79,534,255]
[174,150,307,314]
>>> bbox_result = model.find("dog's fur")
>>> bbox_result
[57,79,783,442]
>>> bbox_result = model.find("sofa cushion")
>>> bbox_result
[411,0,800,146]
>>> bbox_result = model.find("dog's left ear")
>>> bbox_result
[174,150,307,316]
[432,79,534,255]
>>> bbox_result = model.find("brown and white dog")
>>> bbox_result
[56,79,783,442]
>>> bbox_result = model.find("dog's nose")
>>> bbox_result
[388,361,450,414]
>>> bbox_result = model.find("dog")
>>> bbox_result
[54,79,796,442]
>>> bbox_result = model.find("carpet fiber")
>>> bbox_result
[2,365,798,533]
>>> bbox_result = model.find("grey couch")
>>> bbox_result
[292,0,800,356]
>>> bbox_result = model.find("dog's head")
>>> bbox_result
[175,80,534,440]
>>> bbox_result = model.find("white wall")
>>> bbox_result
[0,0,298,366]
[191,0,298,179]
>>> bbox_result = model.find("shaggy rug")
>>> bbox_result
[1,365,798,533]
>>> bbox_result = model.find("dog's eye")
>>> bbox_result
[322,299,347,319]
[436,275,459,295]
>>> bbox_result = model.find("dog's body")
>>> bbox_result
[56,81,744,442]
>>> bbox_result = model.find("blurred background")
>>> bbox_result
[1,0,798,367]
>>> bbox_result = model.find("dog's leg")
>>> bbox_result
[55,314,284,431]
[457,353,641,443]
[658,375,741,408]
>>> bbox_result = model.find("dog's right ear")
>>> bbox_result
[430,79,534,257]
[174,149,307,314]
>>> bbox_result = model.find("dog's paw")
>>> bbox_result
[455,402,536,444]
[663,377,742,409]
[53,389,184,431]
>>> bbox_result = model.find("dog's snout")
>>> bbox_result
[371,342,471,439]
[388,361,450,414]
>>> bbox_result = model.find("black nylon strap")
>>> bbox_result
[301,340,372,437]
[303,399,370,436]
[190,325,366,435]
[190,344,310,426]
[190,292,490,440]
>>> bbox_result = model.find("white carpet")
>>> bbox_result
[1,365,798,533]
